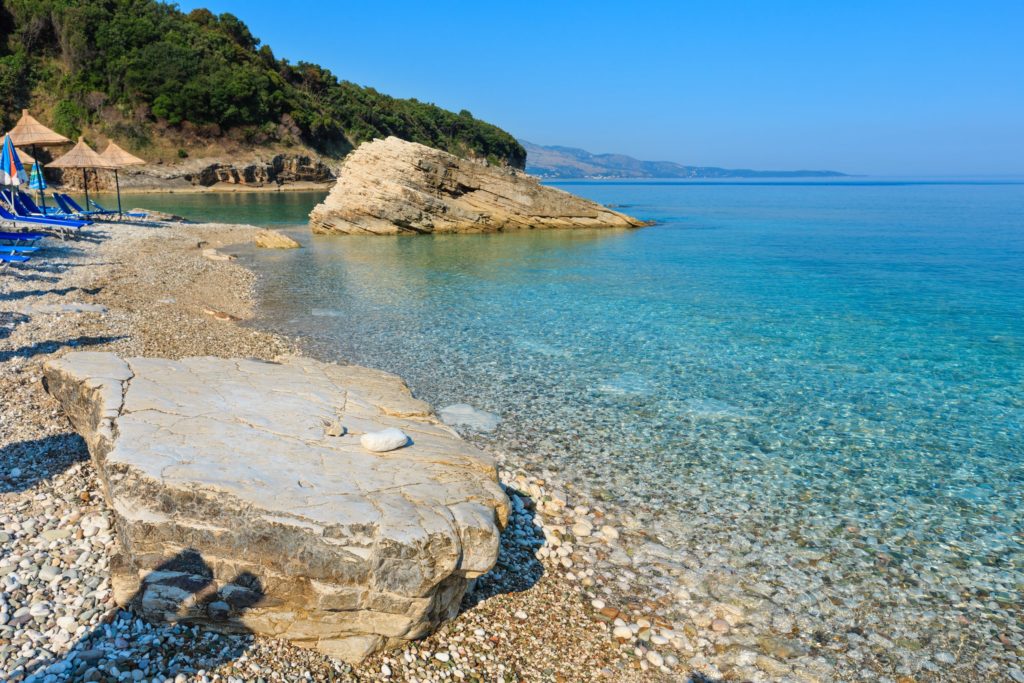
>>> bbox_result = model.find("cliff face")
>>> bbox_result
[309,137,648,235]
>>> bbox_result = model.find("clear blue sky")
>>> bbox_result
[174,1,1023,176]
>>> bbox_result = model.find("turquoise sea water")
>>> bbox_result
[128,181,1024,675]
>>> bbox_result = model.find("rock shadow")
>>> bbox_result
[0,433,89,493]
[0,334,125,362]
[21,550,266,681]
[460,484,545,612]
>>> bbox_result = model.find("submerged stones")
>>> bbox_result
[254,229,301,249]
[439,404,502,432]
[42,351,509,663]
[309,136,649,235]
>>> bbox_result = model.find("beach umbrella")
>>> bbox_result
[48,136,116,211]
[8,110,71,212]
[28,162,47,200]
[100,141,146,217]
[0,134,27,209]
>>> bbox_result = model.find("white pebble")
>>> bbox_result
[360,428,410,452]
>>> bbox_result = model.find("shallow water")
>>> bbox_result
[153,181,1024,675]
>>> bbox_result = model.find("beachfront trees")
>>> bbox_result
[0,0,525,167]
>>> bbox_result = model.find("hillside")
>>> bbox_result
[521,140,845,179]
[0,0,525,167]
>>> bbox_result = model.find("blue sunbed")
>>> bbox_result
[0,245,39,253]
[16,191,64,218]
[0,231,46,242]
[0,204,90,229]
[59,194,111,217]
[88,198,147,219]
[0,253,30,265]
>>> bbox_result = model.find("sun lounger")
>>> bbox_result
[0,204,90,229]
[60,194,113,217]
[0,245,39,253]
[0,231,46,242]
[16,191,62,218]
[0,253,30,265]
[88,198,148,219]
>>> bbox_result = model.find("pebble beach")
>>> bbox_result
[1,220,686,683]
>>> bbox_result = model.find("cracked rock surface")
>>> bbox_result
[309,136,648,235]
[41,351,509,663]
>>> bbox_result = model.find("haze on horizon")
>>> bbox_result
[175,0,1023,177]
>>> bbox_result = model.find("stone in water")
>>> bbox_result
[439,404,502,432]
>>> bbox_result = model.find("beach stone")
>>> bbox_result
[254,229,301,249]
[309,136,648,235]
[360,428,410,452]
[438,404,502,432]
[42,351,509,663]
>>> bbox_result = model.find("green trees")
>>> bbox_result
[0,0,525,167]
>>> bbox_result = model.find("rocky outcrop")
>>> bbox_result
[182,154,335,187]
[254,229,301,249]
[42,352,509,662]
[309,137,648,235]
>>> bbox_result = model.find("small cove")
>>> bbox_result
[118,180,1024,677]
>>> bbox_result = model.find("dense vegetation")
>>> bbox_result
[0,0,525,166]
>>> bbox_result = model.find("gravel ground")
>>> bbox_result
[1,221,690,682]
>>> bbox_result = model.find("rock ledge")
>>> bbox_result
[310,136,648,235]
[43,352,509,662]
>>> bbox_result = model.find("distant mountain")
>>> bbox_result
[521,140,845,179]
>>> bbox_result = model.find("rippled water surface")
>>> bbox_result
[169,181,1023,675]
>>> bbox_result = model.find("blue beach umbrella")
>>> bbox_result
[29,162,47,200]
[0,134,27,209]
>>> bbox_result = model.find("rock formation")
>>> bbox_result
[254,229,301,249]
[309,137,648,235]
[43,352,509,662]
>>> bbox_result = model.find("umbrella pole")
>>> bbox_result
[82,168,89,211]
[34,145,47,213]
[115,169,123,217]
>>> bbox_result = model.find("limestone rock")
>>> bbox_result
[43,352,509,662]
[309,136,649,235]
[254,229,301,249]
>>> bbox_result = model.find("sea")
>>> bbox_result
[110,180,1024,677]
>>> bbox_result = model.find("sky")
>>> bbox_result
[174,1,1024,176]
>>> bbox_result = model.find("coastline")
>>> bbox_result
[0,220,677,682]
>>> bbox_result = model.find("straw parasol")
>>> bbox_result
[100,141,146,216]
[7,110,72,211]
[15,147,36,166]
[7,110,71,147]
[48,137,117,210]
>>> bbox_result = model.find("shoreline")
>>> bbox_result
[0,219,678,682]
[71,181,335,196]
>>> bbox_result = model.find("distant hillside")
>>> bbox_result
[521,140,845,179]
[0,1,525,167]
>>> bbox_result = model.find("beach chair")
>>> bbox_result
[61,193,114,217]
[88,198,148,219]
[0,204,90,239]
[0,252,30,268]
[0,231,46,243]
[16,191,62,218]
[0,245,39,253]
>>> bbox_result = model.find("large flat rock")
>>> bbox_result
[43,352,509,662]
[309,136,648,235]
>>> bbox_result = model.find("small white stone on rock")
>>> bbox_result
[360,428,409,452]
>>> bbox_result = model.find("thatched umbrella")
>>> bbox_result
[48,137,117,211]
[100,141,146,216]
[7,109,71,211]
